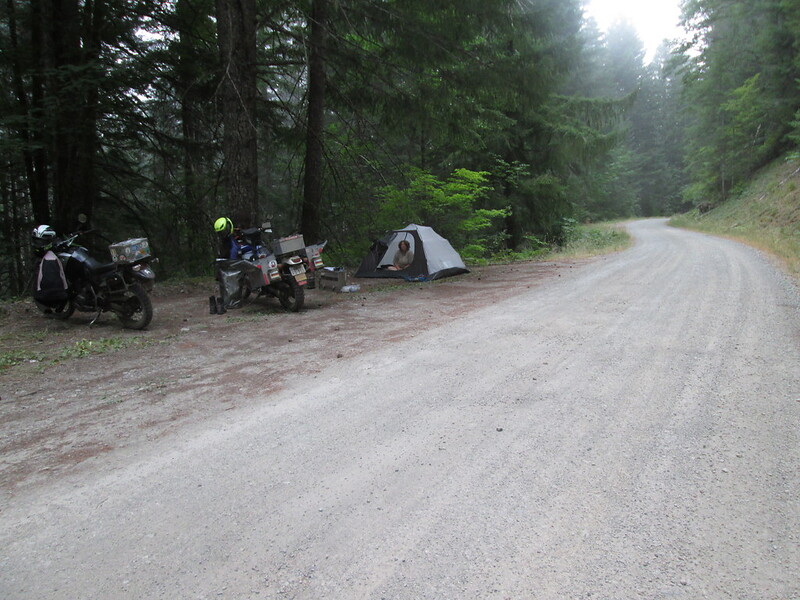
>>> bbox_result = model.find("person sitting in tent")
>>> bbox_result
[388,239,414,270]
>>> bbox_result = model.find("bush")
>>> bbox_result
[376,168,509,258]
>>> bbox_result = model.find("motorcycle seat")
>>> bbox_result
[84,256,119,275]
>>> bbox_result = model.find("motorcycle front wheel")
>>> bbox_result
[116,283,153,329]
[278,278,304,312]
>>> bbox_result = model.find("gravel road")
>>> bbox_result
[1,219,799,599]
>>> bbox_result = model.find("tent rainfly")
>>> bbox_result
[355,224,469,281]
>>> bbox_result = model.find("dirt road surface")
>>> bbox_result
[1,219,799,599]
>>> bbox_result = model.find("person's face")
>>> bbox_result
[399,241,410,252]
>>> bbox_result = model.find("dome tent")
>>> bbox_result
[355,224,469,281]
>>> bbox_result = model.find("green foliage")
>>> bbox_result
[375,168,508,258]
[714,74,781,194]
[0,349,45,369]
[557,222,631,257]
[0,335,146,371]
[478,221,630,265]
[511,172,573,244]
[486,232,550,263]
[787,107,800,156]
[58,337,140,361]
[678,0,800,205]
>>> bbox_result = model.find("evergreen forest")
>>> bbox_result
[2,0,800,293]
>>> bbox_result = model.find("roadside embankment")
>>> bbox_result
[670,155,800,280]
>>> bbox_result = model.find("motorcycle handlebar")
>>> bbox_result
[62,227,103,242]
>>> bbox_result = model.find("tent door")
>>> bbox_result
[378,230,420,269]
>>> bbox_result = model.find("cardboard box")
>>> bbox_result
[109,238,150,264]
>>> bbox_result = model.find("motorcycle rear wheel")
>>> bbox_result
[116,283,153,330]
[278,278,304,312]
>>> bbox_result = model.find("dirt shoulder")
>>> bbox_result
[0,259,581,497]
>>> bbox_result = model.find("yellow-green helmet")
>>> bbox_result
[214,217,233,234]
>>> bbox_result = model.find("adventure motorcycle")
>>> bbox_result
[31,224,157,330]
[215,224,325,313]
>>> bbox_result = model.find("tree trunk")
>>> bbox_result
[45,0,101,232]
[300,0,328,242]
[176,0,214,263]
[7,0,50,224]
[215,0,258,226]
[29,0,49,224]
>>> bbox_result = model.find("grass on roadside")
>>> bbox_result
[0,349,47,369]
[554,221,632,259]
[670,156,800,278]
[1,335,151,371]
[467,221,632,268]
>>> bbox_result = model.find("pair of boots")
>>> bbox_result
[209,296,227,315]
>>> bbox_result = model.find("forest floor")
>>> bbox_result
[0,258,580,495]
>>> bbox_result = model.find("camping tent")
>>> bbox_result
[355,224,469,281]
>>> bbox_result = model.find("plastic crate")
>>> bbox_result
[109,238,150,264]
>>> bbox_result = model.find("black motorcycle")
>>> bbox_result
[32,225,157,330]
